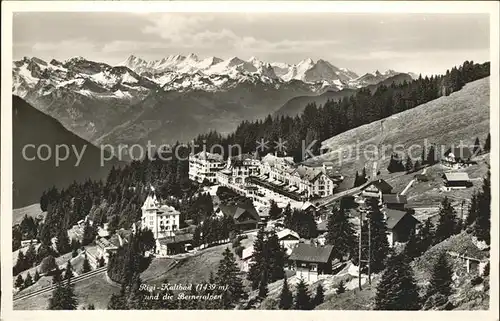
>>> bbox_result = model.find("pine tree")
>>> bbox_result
[56,229,71,255]
[336,280,346,294]
[374,253,421,310]
[325,206,356,261]
[15,274,24,289]
[419,218,435,253]
[24,272,34,288]
[82,221,96,246]
[414,159,421,172]
[361,167,367,184]
[266,230,286,282]
[405,154,413,172]
[387,154,398,173]
[216,247,246,308]
[279,275,293,310]
[294,278,311,310]
[403,228,421,260]
[64,260,73,280]
[483,133,490,152]
[269,200,282,219]
[358,198,389,273]
[353,171,360,187]
[424,252,453,308]
[48,277,78,310]
[466,192,479,227]
[25,243,37,268]
[34,269,40,282]
[258,269,268,299]
[72,248,79,258]
[82,254,92,273]
[52,266,62,284]
[474,171,491,244]
[472,137,481,155]
[247,227,267,289]
[421,146,427,165]
[434,197,457,244]
[313,284,325,307]
[426,145,437,165]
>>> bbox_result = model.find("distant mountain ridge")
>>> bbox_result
[119,54,414,91]
[12,55,415,146]
[12,95,119,208]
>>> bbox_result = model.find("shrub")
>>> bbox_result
[39,255,57,274]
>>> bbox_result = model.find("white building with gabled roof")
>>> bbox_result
[141,192,181,239]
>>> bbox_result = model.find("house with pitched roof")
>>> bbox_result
[361,179,393,199]
[156,233,194,257]
[276,228,300,254]
[141,192,181,239]
[384,208,420,247]
[289,243,336,282]
[382,193,408,210]
[217,201,260,231]
[442,172,472,190]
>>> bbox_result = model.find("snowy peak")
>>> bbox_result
[119,54,362,86]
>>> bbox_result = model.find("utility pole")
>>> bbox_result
[358,207,363,290]
[367,209,372,285]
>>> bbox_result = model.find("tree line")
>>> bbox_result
[191,61,490,162]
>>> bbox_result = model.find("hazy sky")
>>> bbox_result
[13,12,490,75]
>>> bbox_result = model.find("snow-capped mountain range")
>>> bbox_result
[12,54,414,146]
[119,54,411,91]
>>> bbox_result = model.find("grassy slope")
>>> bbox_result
[13,272,119,310]
[307,77,490,188]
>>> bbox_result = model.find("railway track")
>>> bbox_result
[13,266,107,302]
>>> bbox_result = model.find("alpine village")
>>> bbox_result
[12,59,491,311]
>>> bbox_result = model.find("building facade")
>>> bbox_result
[141,193,181,239]
[188,151,225,184]
[289,244,335,283]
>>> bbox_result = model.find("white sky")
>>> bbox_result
[13,12,490,75]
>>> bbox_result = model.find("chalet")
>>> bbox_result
[241,246,254,272]
[217,201,260,231]
[276,228,300,254]
[442,172,472,190]
[382,193,408,210]
[289,243,335,282]
[361,179,393,199]
[96,237,120,263]
[384,209,420,247]
[301,201,318,216]
[442,147,474,169]
[156,233,194,257]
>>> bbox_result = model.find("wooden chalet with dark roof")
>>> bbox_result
[217,201,260,231]
[442,172,472,190]
[156,233,194,256]
[382,193,408,210]
[289,243,336,282]
[361,179,393,199]
[384,208,420,247]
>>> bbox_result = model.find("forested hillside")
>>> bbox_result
[192,61,490,162]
